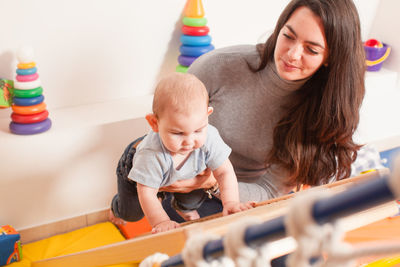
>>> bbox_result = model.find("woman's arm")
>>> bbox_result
[159,168,217,193]
[137,183,180,233]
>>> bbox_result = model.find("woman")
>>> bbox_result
[162,0,365,212]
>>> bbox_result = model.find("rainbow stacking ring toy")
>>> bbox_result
[176,0,215,73]
[10,46,52,135]
[9,118,52,135]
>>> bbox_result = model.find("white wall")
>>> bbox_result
[1,0,396,231]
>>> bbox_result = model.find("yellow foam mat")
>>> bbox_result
[8,222,138,267]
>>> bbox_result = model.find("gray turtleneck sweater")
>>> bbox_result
[188,45,307,201]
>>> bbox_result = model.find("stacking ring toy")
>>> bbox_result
[13,95,44,106]
[9,118,52,135]
[180,35,212,46]
[13,87,43,98]
[16,73,39,82]
[14,79,41,90]
[17,62,36,69]
[176,65,189,73]
[178,55,197,67]
[11,110,49,124]
[182,25,209,36]
[12,102,46,115]
[16,67,37,76]
[180,44,214,57]
[182,17,207,27]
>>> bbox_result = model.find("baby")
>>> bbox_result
[110,72,254,233]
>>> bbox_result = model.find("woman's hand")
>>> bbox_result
[159,168,216,193]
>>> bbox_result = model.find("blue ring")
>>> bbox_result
[178,55,197,67]
[16,67,37,75]
[10,118,52,135]
[179,44,214,57]
[13,95,44,106]
[180,35,212,46]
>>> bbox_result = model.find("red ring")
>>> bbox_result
[182,25,209,36]
[11,110,49,124]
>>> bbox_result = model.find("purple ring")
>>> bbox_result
[178,55,197,67]
[10,118,52,135]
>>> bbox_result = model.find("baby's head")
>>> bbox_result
[146,72,213,155]
[152,72,209,119]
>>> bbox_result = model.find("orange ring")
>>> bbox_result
[12,102,46,115]
[17,62,36,69]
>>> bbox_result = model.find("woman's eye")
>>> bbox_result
[307,47,319,55]
[283,33,294,40]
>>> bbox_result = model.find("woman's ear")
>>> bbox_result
[207,106,214,116]
[145,114,159,132]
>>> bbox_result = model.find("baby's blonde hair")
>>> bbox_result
[152,72,209,118]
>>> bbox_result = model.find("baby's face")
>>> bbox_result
[157,104,211,156]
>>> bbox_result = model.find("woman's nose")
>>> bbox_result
[287,44,303,61]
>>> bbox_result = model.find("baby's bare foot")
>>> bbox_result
[108,209,127,226]
[176,209,200,221]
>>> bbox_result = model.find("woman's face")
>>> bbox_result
[274,6,329,81]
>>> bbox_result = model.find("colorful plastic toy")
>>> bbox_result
[364,38,391,71]
[176,0,215,73]
[10,46,51,135]
[0,79,13,108]
[0,225,22,265]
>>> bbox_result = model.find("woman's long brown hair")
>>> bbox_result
[255,0,365,186]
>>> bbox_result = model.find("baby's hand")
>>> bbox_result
[222,201,256,216]
[151,220,180,234]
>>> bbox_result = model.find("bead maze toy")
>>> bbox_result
[176,0,214,73]
[10,46,52,135]
[364,38,391,71]
[23,170,399,266]
[0,225,22,265]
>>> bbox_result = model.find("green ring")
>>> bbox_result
[13,87,43,98]
[182,17,207,27]
[176,65,188,73]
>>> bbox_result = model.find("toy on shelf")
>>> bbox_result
[0,79,13,108]
[0,225,22,265]
[10,46,52,135]
[364,38,391,71]
[176,0,214,73]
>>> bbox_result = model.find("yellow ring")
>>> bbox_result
[17,62,36,69]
